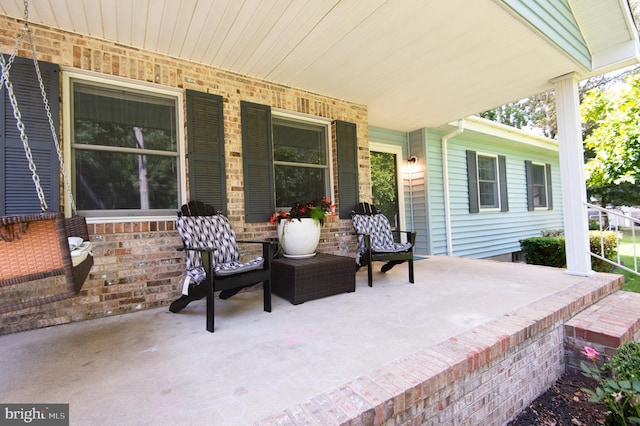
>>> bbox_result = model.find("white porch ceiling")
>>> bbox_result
[1,0,638,131]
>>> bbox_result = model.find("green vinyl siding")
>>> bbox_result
[369,126,407,150]
[437,132,563,258]
[423,130,445,255]
[372,122,563,260]
[502,0,591,69]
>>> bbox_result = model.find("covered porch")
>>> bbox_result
[1,0,639,334]
[0,256,622,424]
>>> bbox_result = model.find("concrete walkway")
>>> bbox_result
[0,256,614,425]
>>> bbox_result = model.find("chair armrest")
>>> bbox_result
[181,247,218,253]
[236,240,278,261]
[363,234,373,250]
[353,231,372,237]
[236,239,277,245]
[352,231,373,249]
[391,230,417,245]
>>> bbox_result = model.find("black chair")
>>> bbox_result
[170,201,276,332]
[351,202,416,287]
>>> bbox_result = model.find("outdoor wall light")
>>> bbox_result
[405,156,420,174]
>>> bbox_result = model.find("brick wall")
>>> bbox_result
[0,16,368,335]
[564,290,640,373]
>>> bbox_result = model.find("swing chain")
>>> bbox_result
[27,25,78,214]
[1,0,78,214]
[0,56,48,212]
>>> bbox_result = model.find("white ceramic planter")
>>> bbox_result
[277,217,321,258]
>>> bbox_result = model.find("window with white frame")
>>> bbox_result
[477,154,500,209]
[531,162,547,208]
[64,72,183,218]
[525,160,553,211]
[466,150,508,213]
[272,113,331,208]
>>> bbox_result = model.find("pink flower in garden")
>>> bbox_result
[580,346,600,361]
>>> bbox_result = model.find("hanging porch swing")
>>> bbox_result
[0,1,93,314]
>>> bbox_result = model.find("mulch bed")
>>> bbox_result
[507,371,607,426]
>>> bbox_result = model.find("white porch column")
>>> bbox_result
[552,73,593,276]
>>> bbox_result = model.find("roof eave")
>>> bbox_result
[440,116,559,152]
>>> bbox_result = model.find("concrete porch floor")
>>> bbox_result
[0,255,621,425]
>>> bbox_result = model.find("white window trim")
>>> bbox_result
[271,109,334,207]
[532,161,548,210]
[476,153,501,212]
[61,68,186,223]
[369,142,408,232]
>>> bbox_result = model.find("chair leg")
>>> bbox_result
[206,282,215,333]
[367,261,373,287]
[381,260,404,273]
[169,295,193,313]
[263,280,272,312]
[219,288,240,299]
[169,282,207,313]
[408,259,414,283]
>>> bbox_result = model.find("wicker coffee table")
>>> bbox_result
[271,253,356,304]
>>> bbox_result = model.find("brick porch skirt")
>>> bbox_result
[258,273,623,425]
[565,290,640,372]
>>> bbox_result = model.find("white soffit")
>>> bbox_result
[0,0,638,131]
[570,0,640,72]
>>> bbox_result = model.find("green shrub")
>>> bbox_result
[581,343,640,425]
[519,231,618,272]
[589,231,618,272]
[607,341,640,382]
[519,237,566,267]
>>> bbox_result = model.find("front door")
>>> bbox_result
[370,150,400,230]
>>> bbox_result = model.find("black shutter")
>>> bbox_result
[1,57,60,215]
[186,90,226,213]
[525,160,534,211]
[241,101,274,222]
[466,150,479,213]
[545,163,553,210]
[498,155,509,212]
[335,121,359,219]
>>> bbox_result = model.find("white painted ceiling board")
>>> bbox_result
[213,1,275,70]
[185,0,225,63]
[250,1,340,79]
[100,1,119,42]
[130,0,149,50]
[221,1,281,71]
[156,1,184,55]
[115,0,133,44]
[80,0,102,38]
[0,0,637,130]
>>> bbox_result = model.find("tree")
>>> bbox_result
[581,74,640,206]
[370,151,398,227]
[480,1,640,139]
[479,2,640,205]
[479,91,558,138]
[478,70,638,140]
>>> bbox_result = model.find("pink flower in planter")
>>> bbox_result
[580,346,600,361]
